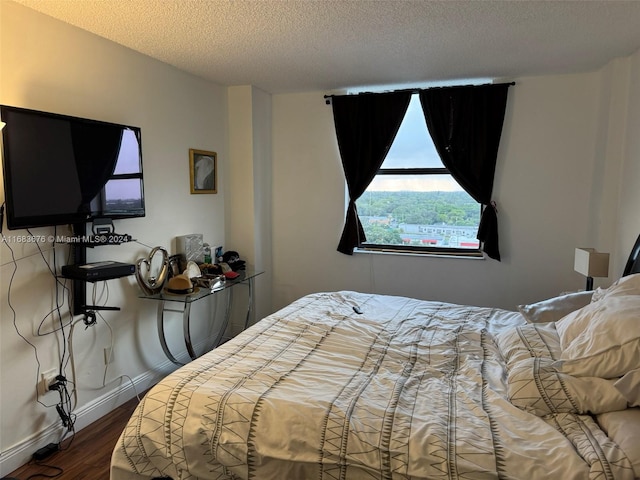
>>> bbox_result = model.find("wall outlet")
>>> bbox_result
[39,369,58,396]
[104,347,113,365]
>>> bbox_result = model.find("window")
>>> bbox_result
[91,128,145,215]
[356,94,481,255]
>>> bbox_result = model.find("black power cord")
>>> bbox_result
[2,211,69,480]
[48,375,75,432]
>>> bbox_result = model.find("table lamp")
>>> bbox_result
[574,247,609,290]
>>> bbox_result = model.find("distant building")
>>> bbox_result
[361,217,479,249]
[400,224,479,248]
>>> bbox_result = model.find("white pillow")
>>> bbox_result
[517,291,593,323]
[554,295,640,378]
[614,368,640,407]
[591,273,640,302]
[496,323,628,415]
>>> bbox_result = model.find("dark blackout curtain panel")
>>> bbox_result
[72,123,123,211]
[419,83,510,260]
[332,91,412,255]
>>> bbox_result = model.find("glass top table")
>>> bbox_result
[140,269,264,364]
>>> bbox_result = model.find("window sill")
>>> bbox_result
[354,246,485,260]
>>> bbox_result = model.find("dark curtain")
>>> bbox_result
[419,83,510,260]
[332,91,412,254]
[71,123,123,213]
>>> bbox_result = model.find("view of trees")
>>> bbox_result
[357,191,481,246]
[361,223,404,244]
[357,191,480,226]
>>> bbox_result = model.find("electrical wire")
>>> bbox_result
[36,232,74,336]
[134,238,155,250]
[95,310,141,402]
[24,463,64,479]
[56,380,76,450]
[0,233,72,337]
[28,228,70,378]
[0,224,155,480]
[1,225,54,408]
[91,278,110,308]
[67,288,141,406]
[34,242,74,337]
[1,226,78,438]
[0,244,63,268]
[0,207,69,480]
[2,219,147,460]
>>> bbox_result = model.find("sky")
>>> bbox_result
[349,79,493,193]
[374,95,462,192]
[113,129,141,175]
[105,129,143,201]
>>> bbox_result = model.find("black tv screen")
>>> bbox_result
[1,105,145,230]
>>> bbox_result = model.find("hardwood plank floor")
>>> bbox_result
[6,394,142,480]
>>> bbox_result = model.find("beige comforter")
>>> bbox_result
[110,291,633,480]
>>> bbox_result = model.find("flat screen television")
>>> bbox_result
[1,105,145,230]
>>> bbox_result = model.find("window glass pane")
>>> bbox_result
[358,178,480,249]
[103,178,144,212]
[382,95,444,169]
[113,129,142,174]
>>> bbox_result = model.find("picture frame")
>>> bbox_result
[189,149,217,194]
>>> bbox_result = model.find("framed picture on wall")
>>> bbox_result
[189,149,217,194]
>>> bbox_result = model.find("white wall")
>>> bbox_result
[271,55,640,312]
[616,49,640,272]
[226,86,272,328]
[0,2,228,473]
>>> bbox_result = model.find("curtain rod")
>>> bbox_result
[323,81,515,100]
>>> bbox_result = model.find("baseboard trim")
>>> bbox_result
[0,333,219,476]
[0,362,171,476]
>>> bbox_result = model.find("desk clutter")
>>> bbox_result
[135,235,246,296]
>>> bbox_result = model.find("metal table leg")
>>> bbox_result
[157,300,183,365]
[243,277,255,330]
[152,271,262,362]
[213,288,234,347]
[159,295,223,362]
[182,301,195,360]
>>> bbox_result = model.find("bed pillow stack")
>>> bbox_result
[495,322,628,416]
[504,274,640,477]
[554,273,640,407]
[554,273,640,480]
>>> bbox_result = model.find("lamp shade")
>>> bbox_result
[574,248,609,277]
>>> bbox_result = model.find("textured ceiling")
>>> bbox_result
[13,0,640,94]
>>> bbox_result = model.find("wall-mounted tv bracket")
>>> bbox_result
[68,222,124,316]
[70,223,86,316]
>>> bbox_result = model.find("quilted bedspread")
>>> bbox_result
[110,291,634,480]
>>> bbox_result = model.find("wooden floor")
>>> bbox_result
[6,394,141,480]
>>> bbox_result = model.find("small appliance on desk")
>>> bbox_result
[61,261,135,282]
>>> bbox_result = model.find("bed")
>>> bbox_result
[111,237,640,480]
